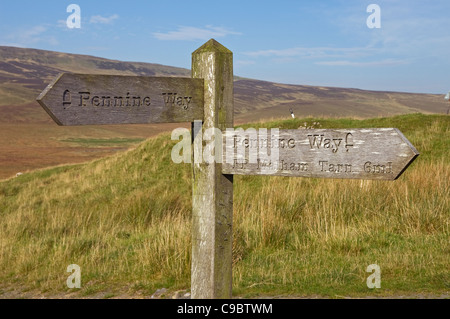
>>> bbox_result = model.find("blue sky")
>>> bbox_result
[1,0,449,94]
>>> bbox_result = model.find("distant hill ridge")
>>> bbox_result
[0,45,448,121]
[0,46,190,107]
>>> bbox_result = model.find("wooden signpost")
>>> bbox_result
[37,74,204,125]
[37,39,419,300]
[191,40,234,299]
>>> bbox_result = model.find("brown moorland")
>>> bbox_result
[0,46,448,179]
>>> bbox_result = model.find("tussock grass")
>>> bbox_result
[0,113,448,297]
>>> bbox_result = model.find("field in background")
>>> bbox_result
[0,120,189,180]
[1,45,449,181]
[0,113,448,298]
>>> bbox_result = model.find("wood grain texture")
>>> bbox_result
[222,128,419,180]
[37,73,204,125]
[191,39,234,299]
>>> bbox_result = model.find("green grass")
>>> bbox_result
[0,113,448,298]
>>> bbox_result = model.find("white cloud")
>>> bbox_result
[153,25,241,41]
[244,46,377,59]
[315,59,410,67]
[5,25,58,47]
[56,20,67,29]
[26,25,47,37]
[90,14,119,24]
[236,60,256,66]
[333,2,450,62]
[243,2,450,73]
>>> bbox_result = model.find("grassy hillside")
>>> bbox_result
[0,113,448,298]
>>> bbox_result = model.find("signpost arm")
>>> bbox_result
[191,39,234,299]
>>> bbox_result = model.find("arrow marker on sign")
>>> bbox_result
[223,128,419,180]
[37,73,204,125]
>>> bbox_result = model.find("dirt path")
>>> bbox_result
[0,285,447,299]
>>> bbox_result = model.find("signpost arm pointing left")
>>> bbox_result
[36,73,204,125]
[37,73,65,125]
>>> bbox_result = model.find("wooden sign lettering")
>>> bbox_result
[222,128,419,180]
[37,73,204,125]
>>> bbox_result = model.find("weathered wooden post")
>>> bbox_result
[191,39,234,299]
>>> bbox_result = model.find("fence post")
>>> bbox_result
[191,39,234,299]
